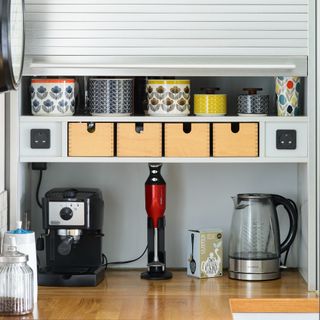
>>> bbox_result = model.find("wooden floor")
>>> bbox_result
[1,269,316,320]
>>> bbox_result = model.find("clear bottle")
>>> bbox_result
[0,237,33,315]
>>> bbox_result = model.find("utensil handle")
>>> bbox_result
[272,194,298,254]
[191,233,194,256]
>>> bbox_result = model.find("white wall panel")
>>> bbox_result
[0,95,5,193]
[24,0,308,64]
[31,163,299,269]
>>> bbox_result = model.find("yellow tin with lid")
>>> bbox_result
[194,88,227,116]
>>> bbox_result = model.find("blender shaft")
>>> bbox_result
[153,228,159,262]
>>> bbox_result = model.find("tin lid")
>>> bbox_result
[147,79,190,85]
[31,78,75,83]
[0,237,28,263]
[242,88,263,95]
[200,87,221,94]
[89,78,133,81]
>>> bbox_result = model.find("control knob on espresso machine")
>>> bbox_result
[59,207,73,220]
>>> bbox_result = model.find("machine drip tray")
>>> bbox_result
[38,266,105,286]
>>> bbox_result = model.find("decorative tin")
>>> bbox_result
[146,79,190,116]
[88,79,134,116]
[237,88,269,116]
[31,79,75,116]
[194,88,227,116]
[275,77,301,116]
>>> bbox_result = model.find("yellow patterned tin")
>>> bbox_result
[194,94,227,116]
[147,79,190,116]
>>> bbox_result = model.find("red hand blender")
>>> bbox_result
[141,164,172,280]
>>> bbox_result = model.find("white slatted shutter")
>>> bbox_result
[23,0,309,75]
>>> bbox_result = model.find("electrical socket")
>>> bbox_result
[276,130,297,150]
[30,129,51,149]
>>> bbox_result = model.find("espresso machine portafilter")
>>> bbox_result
[141,164,172,280]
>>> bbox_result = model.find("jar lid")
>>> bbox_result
[0,237,28,263]
[7,221,33,234]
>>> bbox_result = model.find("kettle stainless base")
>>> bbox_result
[229,258,281,281]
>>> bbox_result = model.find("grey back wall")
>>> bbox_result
[31,163,298,269]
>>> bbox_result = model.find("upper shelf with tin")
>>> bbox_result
[20,74,308,163]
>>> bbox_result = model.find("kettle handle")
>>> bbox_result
[271,195,298,254]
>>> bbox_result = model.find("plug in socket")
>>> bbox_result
[31,129,51,149]
[276,130,296,150]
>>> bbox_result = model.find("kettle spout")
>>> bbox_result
[231,195,248,209]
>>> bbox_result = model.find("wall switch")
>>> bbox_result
[30,129,51,149]
[276,130,296,150]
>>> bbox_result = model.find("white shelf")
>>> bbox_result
[20,157,308,163]
[20,116,309,123]
[20,115,309,164]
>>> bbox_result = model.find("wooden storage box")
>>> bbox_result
[117,123,162,157]
[165,123,210,157]
[212,122,258,157]
[68,122,114,157]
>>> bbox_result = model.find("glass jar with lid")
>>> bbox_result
[0,237,33,315]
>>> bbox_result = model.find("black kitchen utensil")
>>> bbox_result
[190,233,196,274]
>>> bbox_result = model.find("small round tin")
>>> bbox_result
[237,88,269,116]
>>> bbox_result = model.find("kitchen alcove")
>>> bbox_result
[9,72,315,290]
[1,1,317,316]
[30,162,301,271]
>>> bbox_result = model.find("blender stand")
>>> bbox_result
[141,217,172,280]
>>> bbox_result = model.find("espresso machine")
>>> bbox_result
[37,188,105,286]
[141,164,172,280]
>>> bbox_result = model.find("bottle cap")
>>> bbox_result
[8,221,32,234]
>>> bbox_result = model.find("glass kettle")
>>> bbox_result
[229,194,298,281]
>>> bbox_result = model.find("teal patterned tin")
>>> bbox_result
[275,77,301,116]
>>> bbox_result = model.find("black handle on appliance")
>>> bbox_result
[36,237,44,251]
[271,194,298,254]
[57,236,74,256]
[63,188,78,199]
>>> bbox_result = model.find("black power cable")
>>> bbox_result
[102,245,148,270]
[36,170,43,209]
